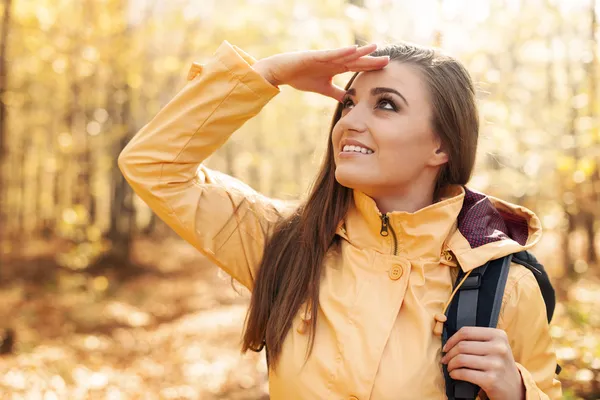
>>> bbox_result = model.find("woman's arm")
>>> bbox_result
[118,41,285,290]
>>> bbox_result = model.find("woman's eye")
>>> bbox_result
[342,98,396,111]
[378,99,396,111]
[341,98,354,109]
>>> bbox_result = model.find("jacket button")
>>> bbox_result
[388,265,403,280]
[187,62,204,81]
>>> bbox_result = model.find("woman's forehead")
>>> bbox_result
[348,63,430,108]
[350,63,424,95]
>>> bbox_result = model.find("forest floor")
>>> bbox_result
[0,233,598,399]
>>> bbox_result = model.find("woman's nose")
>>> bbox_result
[338,106,368,133]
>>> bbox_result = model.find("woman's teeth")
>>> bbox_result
[342,145,373,154]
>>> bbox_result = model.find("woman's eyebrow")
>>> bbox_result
[371,87,409,107]
[345,87,409,107]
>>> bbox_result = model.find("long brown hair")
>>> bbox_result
[242,42,479,367]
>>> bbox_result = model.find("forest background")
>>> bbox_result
[0,0,599,398]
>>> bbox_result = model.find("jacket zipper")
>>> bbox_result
[379,213,398,256]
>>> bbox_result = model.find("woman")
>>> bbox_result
[119,42,562,399]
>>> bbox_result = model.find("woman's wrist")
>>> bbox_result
[252,58,280,87]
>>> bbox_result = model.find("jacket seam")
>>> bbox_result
[158,78,241,186]
[499,265,532,324]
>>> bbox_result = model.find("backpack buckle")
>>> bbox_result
[459,273,482,290]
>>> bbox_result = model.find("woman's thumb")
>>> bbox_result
[322,83,346,103]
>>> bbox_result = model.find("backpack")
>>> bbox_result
[441,250,561,400]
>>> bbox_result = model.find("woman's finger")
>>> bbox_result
[446,354,489,373]
[345,55,390,71]
[441,340,491,364]
[334,43,379,64]
[448,368,489,389]
[443,327,497,353]
[315,45,359,62]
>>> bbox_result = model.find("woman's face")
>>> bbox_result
[331,62,448,199]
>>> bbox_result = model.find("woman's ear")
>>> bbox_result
[428,139,449,167]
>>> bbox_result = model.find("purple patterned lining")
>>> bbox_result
[457,188,529,248]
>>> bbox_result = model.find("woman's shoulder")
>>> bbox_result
[499,261,547,325]
[506,261,536,287]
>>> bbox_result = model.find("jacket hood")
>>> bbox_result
[447,186,542,272]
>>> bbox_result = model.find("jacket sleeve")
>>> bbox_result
[498,264,562,400]
[118,41,289,291]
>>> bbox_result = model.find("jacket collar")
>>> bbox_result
[336,185,542,273]
[339,185,465,260]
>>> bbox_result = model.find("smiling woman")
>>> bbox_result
[118,41,562,399]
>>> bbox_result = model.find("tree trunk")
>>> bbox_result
[585,0,599,265]
[563,16,580,278]
[584,212,597,264]
[564,213,577,279]
[107,81,135,263]
[0,0,13,268]
[141,213,157,236]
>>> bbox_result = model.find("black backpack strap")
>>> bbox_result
[442,255,513,400]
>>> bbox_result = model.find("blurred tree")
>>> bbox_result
[99,0,136,266]
[582,0,599,265]
[0,0,12,267]
[106,81,135,264]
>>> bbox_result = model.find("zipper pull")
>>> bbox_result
[380,214,389,237]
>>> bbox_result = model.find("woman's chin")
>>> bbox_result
[334,169,369,191]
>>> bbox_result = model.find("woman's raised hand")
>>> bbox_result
[252,44,389,102]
